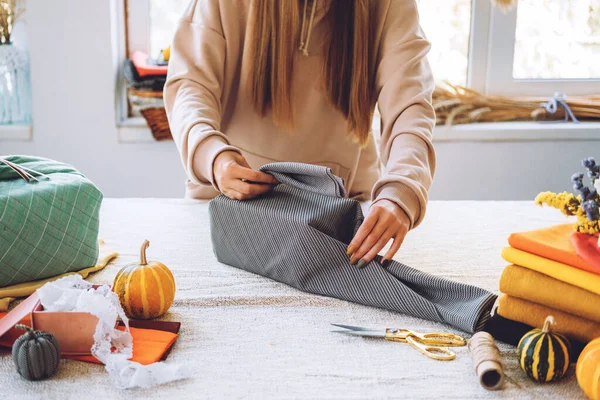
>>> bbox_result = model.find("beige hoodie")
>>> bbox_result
[164,0,436,228]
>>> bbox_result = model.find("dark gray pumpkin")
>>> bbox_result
[12,324,60,380]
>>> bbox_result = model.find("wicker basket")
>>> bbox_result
[126,87,173,141]
[140,107,173,141]
[128,89,164,98]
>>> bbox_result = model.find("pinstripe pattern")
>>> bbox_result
[209,163,496,333]
[0,156,102,288]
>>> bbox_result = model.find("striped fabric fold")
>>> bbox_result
[209,162,496,333]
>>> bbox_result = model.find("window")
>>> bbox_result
[420,0,600,95]
[513,0,600,79]
[149,0,189,57]
[125,0,187,58]
[419,0,472,87]
[120,0,600,123]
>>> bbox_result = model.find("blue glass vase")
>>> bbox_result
[0,43,32,125]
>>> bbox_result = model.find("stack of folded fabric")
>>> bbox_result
[124,50,169,117]
[498,223,600,345]
[124,50,173,141]
[124,50,168,92]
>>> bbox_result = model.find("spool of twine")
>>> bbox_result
[468,332,505,390]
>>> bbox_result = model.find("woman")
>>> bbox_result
[164,0,435,268]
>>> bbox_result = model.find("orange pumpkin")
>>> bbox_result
[577,338,600,400]
[113,240,176,320]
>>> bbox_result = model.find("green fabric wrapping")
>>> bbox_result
[0,155,102,287]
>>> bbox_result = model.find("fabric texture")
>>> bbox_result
[570,232,600,272]
[0,155,103,288]
[500,264,600,323]
[502,247,600,295]
[210,162,496,333]
[508,224,600,274]
[497,295,600,344]
[0,243,117,312]
[164,0,436,228]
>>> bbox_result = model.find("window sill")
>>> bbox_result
[0,124,32,141]
[433,121,600,142]
[117,117,156,143]
[117,117,600,144]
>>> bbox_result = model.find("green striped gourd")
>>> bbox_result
[12,324,60,380]
[517,316,571,383]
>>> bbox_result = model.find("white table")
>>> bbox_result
[0,199,586,399]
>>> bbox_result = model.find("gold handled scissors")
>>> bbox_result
[331,324,466,361]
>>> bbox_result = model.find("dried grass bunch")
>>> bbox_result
[433,83,600,126]
[0,0,26,45]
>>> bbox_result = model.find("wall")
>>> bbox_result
[430,140,597,200]
[1,0,596,200]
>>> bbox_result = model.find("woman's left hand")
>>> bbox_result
[347,199,411,269]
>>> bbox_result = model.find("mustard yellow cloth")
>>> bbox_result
[0,245,118,311]
[502,247,600,296]
[497,294,600,344]
[500,265,600,323]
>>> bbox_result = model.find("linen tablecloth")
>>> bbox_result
[0,199,586,399]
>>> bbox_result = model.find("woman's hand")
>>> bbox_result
[347,199,411,269]
[213,151,278,200]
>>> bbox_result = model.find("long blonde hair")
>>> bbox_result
[246,0,375,146]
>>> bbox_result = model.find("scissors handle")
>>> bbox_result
[385,329,466,347]
[406,336,456,361]
[415,332,466,347]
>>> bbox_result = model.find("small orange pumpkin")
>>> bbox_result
[577,338,600,400]
[113,240,176,320]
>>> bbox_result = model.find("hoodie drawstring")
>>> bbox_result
[298,0,318,56]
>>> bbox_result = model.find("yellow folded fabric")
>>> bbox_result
[500,265,600,323]
[497,294,600,344]
[0,245,118,311]
[502,247,600,296]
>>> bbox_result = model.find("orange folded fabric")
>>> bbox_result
[130,51,168,77]
[508,224,600,274]
[0,313,179,366]
[69,326,179,365]
[497,295,600,344]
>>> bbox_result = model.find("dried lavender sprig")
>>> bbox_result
[582,200,600,222]
[572,172,594,201]
[583,157,600,181]
[572,171,597,201]
[572,172,584,187]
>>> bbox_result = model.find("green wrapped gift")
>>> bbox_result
[0,156,102,287]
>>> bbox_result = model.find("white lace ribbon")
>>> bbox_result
[37,275,190,389]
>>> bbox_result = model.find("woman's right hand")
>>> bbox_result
[213,151,278,200]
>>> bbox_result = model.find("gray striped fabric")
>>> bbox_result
[209,163,496,333]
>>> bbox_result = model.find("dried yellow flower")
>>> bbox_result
[534,191,580,216]
[535,191,599,234]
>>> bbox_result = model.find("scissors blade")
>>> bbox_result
[330,324,373,331]
[331,330,386,339]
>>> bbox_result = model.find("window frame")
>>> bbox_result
[484,1,600,96]
[127,0,151,55]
